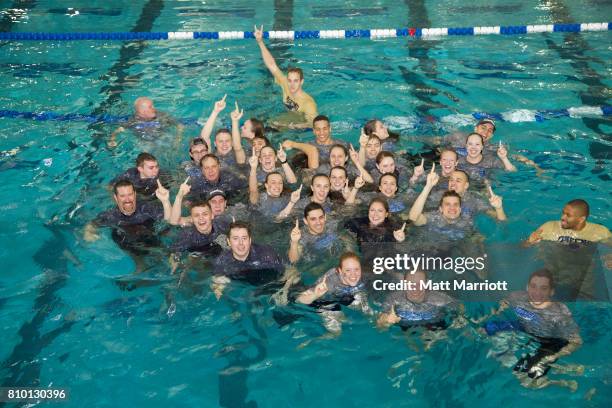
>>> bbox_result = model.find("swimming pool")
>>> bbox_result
[0,0,611,406]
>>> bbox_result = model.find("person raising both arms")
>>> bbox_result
[254,25,318,129]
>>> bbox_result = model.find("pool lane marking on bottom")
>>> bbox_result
[542,0,612,163]
[0,0,166,391]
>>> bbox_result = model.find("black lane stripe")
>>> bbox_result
[217,3,294,405]
[0,0,165,392]
[400,0,459,117]
[543,0,612,164]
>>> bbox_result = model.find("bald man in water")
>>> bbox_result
[108,97,184,148]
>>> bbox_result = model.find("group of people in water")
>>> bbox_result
[82,26,611,391]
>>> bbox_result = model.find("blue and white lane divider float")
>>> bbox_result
[0,105,609,130]
[0,22,609,41]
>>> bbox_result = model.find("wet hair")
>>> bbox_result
[375,151,394,165]
[304,202,325,219]
[452,170,470,183]
[259,145,277,156]
[528,268,555,289]
[440,149,458,161]
[264,171,283,184]
[466,132,484,145]
[228,221,252,238]
[200,153,220,167]
[566,199,590,218]
[215,128,231,138]
[363,119,378,137]
[136,152,157,167]
[363,119,399,141]
[113,179,135,195]
[367,135,382,145]
[329,166,348,178]
[190,200,212,212]
[311,173,330,187]
[330,144,348,159]
[369,197,389,213]
[378,172,398,187]
[190,138,209,152]
[338,251,360,269]
[313,114,330,127]
[248,118,265,138]
[252,134,271,148]
[287,67,304,80]
[439,191,462,207]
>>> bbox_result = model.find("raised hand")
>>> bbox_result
[487,184,503,209]
[354,175,365,189]
[349,143,359,163]
[497,141,508,159]
[388,306,402,324]
[359,129,369,147]
[290,219,301,242]
[413,158,425,179]
[254,24,264,42]
[281,140,294,151]
[155,179,170,201]
[425,162,439,187]
[393,222,407,242]
[290,184,303,203]
[277,143,287,162]
[178,176,191,196]
[342,179,351,196]
[248,147,259,169]
[230,101,244,121]
[213,94,227,113]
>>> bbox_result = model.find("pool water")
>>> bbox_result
[0,0,611,406]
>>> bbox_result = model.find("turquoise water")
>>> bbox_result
[0,0,611,406]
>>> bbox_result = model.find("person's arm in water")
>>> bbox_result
[277,144,298,184]
[248,150,260,205]
[277,184,303,220]
[377,305,402,330]
[540,333,582,365]
[512,153,544,177]
[408,164,439,226]
[230,102,247,165]
[107,126,125,148]
[211,275,231,300]
[173,122,185,151]
[296,275,329,305]
[155,180,172,221]
[523,224,545,247]
[170,177,193,226]
[497,142,517,172]
[470,299,510,324]
[299,99,318,126]
[83,222,100,242]
[288,219,302,264]
[282,140,319,169]
[200,95,227,151]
